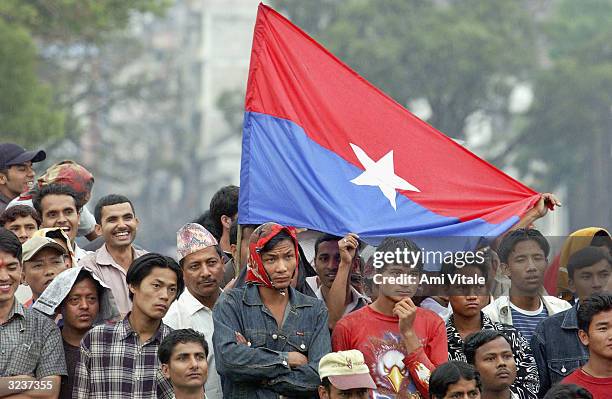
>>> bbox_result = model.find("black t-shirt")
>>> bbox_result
[59,338,81,399]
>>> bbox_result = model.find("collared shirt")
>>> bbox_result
[482,295,571,326]
[0,298,67,379]
[79,244,148,315]
[446,312,539,399]
[164,289,223,399]
[72,314,174,399]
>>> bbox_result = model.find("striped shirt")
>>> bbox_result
[509,301,548,343]
[72,314,174,399]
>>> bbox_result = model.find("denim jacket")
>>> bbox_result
[530,304,588,398]
[212,284,331,399]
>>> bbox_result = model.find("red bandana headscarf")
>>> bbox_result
[245,222,300,289]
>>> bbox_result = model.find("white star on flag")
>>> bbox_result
[349,143,420,210]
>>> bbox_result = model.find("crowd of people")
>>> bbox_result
[0,141,610,399]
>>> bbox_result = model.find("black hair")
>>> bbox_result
[430,361,481,399]
[577,293,612,332]
[440,251,491,282]
[314,234,342,257]
[543,383,593,399]
[94,194,135,224]
[463,330,512,365]
[126,253,184,301]
[591,230,612,252]
[158,328,209,364]
[0,205,41,228]
[498,228,550,264]
[229,223,260,247]
[375,237,423,272]
[229,220,238,246]
[261,230,294,253]
[351,256,366,286]
[0,228,22,261]
[567,246,612,280]
[209,185,239,234]
[193,210,221,241]
[320,377,332,391]
[32,183,83,215]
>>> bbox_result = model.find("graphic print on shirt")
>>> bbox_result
[369,332,427,399]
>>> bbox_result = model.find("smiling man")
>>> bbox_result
[79,194,147,315]
[0,228,66,399]
[73,253,184,399]
[21,235,69,307]
[159,329,210,399]
[0,143,46,213]
[465,330,519,399]
[33,183,92,261]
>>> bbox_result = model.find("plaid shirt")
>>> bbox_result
[72,315,174,399]
[0,298,67,378]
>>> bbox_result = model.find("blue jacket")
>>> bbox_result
[531,304,588,398]
[212,284,331,399]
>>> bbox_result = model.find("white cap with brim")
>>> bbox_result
[22,236,67,262]
[319,350,377,390]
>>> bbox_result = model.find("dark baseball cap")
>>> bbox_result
[0,143,46,169]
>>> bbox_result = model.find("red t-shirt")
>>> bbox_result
[332,305,447,399]
[562,368,612,399]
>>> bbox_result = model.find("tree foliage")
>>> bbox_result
[0,0,171,145]
[0,20,63,144]
[519,0,612,227]
[275,0,537,139]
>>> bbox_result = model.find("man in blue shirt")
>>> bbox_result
[531,246,612,397]
[213,223,331,398]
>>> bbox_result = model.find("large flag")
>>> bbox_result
[238,3,540,242]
